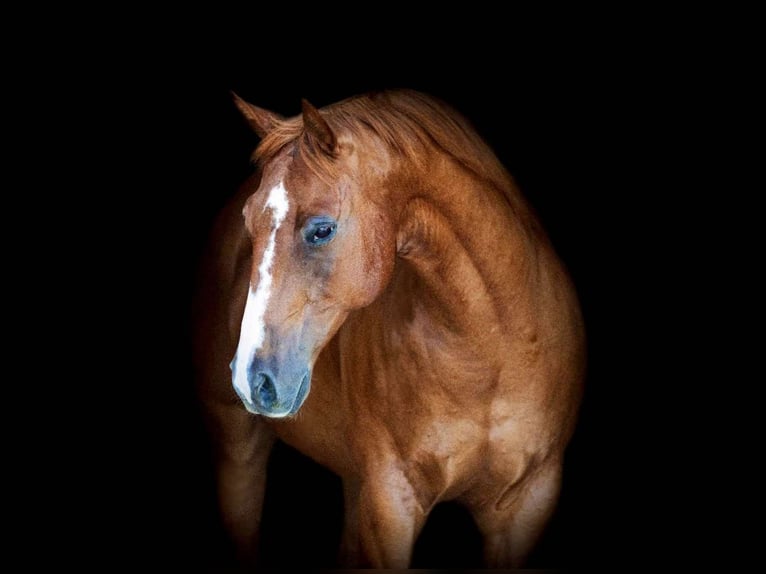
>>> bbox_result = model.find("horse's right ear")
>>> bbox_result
[231,91,283,138]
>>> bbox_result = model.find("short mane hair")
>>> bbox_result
[253,89,519,204]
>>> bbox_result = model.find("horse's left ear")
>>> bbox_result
[231,91,283,139]
[301,99,337,155]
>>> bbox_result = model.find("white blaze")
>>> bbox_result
[231,180,290,400]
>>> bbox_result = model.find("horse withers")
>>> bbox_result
[193,89,586,568]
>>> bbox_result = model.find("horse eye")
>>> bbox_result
[314,225,334,239]
[304,218,337,246]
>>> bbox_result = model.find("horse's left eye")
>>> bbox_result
[304,218,337,246]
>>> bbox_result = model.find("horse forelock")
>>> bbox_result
[250,117,334,188]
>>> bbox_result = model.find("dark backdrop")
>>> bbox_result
[79,16,677,571]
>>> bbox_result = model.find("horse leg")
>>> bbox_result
[470,461,563,568]
[338,463,429,568]
[337,479,362,566]
[205,401,276,566]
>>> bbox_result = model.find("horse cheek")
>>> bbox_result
[352,229,396,308]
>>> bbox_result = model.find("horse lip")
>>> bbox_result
[247,400,292,419]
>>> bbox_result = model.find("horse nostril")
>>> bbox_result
[252,372,277,408]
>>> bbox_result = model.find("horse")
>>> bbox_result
[192,88,586,568]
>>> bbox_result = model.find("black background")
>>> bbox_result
[60,10,692,572]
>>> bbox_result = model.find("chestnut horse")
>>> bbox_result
[193,89,585,568]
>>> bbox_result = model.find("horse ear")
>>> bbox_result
[231,91,283,138]
[301,98,337,155]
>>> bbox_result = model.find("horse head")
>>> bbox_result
[229,93,396,417]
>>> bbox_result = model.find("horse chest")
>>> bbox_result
[359,412,490,506]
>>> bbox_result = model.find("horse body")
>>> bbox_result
[193,90,585,568]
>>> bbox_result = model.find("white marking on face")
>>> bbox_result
[231,180,290,400]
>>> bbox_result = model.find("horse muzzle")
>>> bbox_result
[230,355,311,418]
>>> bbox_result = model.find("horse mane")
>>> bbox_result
[253,89,519,205]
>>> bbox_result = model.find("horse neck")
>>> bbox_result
[389,153,542,340]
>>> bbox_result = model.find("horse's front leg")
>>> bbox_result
[470,459,564,568]
[205,401,276,566]
[339,460,429,568]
